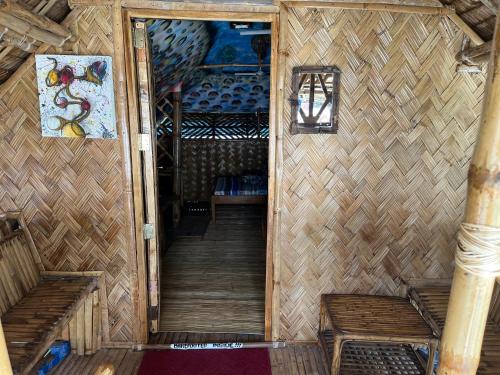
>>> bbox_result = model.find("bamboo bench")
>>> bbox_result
[0,211,104,375]
[407,281,500,375]
[319,294,438,375]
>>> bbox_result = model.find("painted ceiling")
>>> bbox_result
[147,19,271,114]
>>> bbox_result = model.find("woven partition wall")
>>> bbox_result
[0,7,133,342]
[280,8,486,340]
[182,140,268,201]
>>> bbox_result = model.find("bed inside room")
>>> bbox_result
[148,18,271,336]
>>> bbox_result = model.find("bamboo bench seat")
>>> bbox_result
[0,212,103,375]
[408,284,500,375]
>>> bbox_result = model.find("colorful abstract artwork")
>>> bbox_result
[35,54,116,139]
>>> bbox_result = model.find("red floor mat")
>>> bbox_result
[137,348,272,375]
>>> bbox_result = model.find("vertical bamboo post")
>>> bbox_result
[172,91,182,227]
[437,7,500,375]
[0,319,13,375]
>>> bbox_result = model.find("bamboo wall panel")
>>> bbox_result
[0,6,133,342]
[280,8,486,340]
[182,140,268,201]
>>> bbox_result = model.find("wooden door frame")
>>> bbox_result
[123,7,281,342]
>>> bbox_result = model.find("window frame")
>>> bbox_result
[290,66,341,135]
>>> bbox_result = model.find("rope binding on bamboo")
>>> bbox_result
[455,223,500,276]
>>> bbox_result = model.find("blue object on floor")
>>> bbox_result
[37,341,71,375]
[417,346,440,370]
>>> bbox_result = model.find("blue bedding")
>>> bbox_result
[214,176,267,196]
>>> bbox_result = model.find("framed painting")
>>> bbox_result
[35,54,116,139]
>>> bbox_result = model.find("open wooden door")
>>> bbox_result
[133,20,161,333]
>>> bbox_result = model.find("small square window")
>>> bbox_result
[290,66,341,134]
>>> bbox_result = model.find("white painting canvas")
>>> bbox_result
[35,54,116,139]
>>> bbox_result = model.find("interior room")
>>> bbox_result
[0,1,499,375]
[148,18,271,336]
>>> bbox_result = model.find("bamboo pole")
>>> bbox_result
[0,0,72,39]
[457,41,492,65]
[135,341,286,351]
[478,0,498,13]
[0,319,13,375]
[436,6,500,375]
[0,28,37,52]
[447,13,485,45]
[123,9,151,344]
[0,8,70,47]
[172,91,182,227]
[112,0,146,344]
[270,4,288,342]
[283,1,454,15]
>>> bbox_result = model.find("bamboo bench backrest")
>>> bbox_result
[0,212,43,316]
[408,279,500,330]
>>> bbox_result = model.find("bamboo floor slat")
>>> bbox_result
[159,206,266,334]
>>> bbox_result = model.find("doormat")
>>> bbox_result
[137,348,272,375]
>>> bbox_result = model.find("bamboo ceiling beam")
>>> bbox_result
[437,6,500,375]
[479,0,498,14]
[0,27,37,52]
[68,0,114,8]
[0,0,58,61]
[277,0,443,5]
[121,1,279,13]
[0,7,83,97]
[447,12,485,45]
[283,1,454,15]
[0,0,71,47]
[457,40,492,64]
[0,1,71,38]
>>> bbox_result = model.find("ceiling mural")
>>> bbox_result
[148,20,271,114]
[147,19,210,97]
[203,21,271,69]
[183,73,270,113]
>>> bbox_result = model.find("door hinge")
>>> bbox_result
[138,133,151,151]
[143,223,154,240]
[133,22,146,48]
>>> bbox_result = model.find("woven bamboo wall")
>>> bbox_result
[279,8,486,340]
[182,140,268,201]
[0,6,133,342]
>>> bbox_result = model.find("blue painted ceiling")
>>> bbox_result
[147,20,271,114]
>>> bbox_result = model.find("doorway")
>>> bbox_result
[125,10,278,341]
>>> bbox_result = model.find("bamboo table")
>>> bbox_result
[319,294,438,375]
